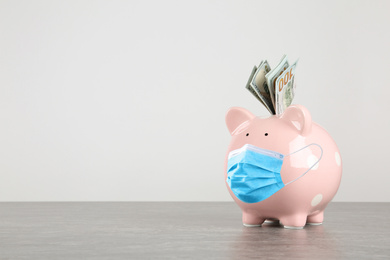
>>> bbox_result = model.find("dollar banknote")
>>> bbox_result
[250,60,275,114]
[275,60,298,115]
[265,55,289,109]
[245,65,267,107]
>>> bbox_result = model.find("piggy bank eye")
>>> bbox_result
[246,133,249,136]
[265,133,268,136]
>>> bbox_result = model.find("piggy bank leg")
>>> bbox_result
[242,212,265,227]
[306,211,324,225]
[280,214,307,229]
[264,218,280,225]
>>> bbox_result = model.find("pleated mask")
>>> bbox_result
[227,143,322,203]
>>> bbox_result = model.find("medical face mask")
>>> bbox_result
[226,143,323,204]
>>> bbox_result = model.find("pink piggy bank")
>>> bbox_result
[224,105,342,229]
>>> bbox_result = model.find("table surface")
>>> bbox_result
[0,202,389,259]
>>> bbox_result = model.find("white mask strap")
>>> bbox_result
[284,143,323,186]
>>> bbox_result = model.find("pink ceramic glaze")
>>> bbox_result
[224,105,342,229]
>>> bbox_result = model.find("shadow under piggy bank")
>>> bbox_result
[227,223,343,259]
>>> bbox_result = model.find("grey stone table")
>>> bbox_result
[0,202,389,259]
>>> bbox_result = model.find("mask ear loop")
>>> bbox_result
[284,143,323,186]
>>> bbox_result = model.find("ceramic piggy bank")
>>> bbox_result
[224,105,342,229]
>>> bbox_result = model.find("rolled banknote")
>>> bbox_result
[265,55,289,109]
[250,60,275,114]
[275,60,298,115]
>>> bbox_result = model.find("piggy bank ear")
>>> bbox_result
[225,107,255,135]
[281,105,312,136]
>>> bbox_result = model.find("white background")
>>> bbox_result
[1,0,389,202]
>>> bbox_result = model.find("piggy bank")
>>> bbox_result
[224,105,342,229]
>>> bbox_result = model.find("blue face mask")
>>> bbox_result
[227,143,322,204]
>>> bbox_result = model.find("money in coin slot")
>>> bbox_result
[245,55,298,115]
